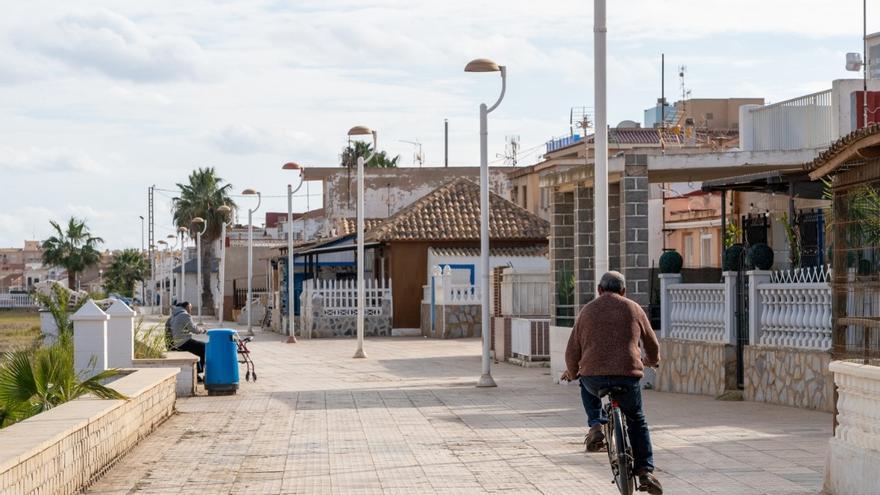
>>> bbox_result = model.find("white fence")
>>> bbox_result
[667,284,728,342]
[302,279,392,317]
[751,267,832,351]
[500,271,550,316]
[510,318,550,360]
[423,266,482,306]
[0,294,35,309]
[743,90,833,151]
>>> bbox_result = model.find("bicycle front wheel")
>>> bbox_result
[611,408,634,495]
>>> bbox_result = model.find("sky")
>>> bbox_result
[1,0,876,249]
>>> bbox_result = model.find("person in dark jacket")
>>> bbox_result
[561,271,662,495]
[165,302,207,375]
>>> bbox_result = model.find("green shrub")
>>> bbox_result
[747,243,774,270]
[723,244,745,271]
[658,250,683,274]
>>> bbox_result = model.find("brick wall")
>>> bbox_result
[550,191,574,326]
[621,155,650,308]
[574,185,594,308]
[0,368,178,495]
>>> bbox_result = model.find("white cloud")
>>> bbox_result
[208,124,315,155]
[0,145,102,173]
[17,9,211,82]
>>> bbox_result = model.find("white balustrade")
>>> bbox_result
[755,273,832,351]
[445,284,481,305]
[667,283,727,343]
[500,271,550,317]
[0,293,35,308]
[302,278,391,317]
[743,90,833,151]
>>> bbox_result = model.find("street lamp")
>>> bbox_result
[178,226,189,304]
[242,188,262,335]
[191,217,208,323]
[464,57,506,388]
[157,240,168,311]
[140,215,145,305]
[164,234,178,314]
[217,205,232,326]
[282,162,306,343]
[347,125,378,359]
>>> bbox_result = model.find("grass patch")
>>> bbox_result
[0,311,41,353]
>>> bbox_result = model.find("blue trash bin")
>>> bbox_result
[205,329,239,395]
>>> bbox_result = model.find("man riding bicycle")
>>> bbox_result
[561,271,663,495]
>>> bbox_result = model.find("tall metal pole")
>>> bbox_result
[287,184,297,343]
[864,0,868,127]
[661,53,665,127]
[218,221,227,326]
[444,119,449,167]
[180,233,186,305]
[196,230,202,321]
[354,154,367,358]
[593,0,609,289]
[247,207,254,335]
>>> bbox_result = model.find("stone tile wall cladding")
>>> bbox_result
[744,346,834,412]
[654,338,736,396]
[420,303,481,338]
[0,368,177,495]
[302,297,392,338]
[550,190,574,326]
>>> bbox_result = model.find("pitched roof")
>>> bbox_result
[429,245,548,258]
[807,123,880,179]
[336,217,386,236]
[367,178,549,242]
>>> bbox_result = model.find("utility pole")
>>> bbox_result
[148,185,155,307]
[444,119,449,167]
[594,0,609,289]
[863,0,868,127]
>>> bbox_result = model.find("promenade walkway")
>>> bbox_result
[88,330,830,494]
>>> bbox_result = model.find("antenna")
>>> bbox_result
[571,106,593,135]
[678,65,691,124]
[399,140,424,167]
[503,135,520,166]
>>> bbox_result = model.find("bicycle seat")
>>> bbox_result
[597,386,628,398]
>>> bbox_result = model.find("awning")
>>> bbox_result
[701,169,825,199]
[296,241,384,256]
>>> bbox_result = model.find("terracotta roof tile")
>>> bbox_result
[806,123,880,173]
[336,218,386,236]
[367,178,549,242]
[429,246,548,258]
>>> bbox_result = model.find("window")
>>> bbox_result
[512,186,519,204]
[684,235,695,267]
[522,185,528,208]
[700,234,713,267]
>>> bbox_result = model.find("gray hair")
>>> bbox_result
[598,271,626,294]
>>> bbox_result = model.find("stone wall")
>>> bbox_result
[574,185,594,308]
[0,368,177,495]
[550,191,574,326]
[744,345,833,412]
[621,156,650,308]
[654,338,736,396]
[301,296,392,338]
[420,303,481,338]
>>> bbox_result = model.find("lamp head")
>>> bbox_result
[157,240,167,246]
[347,125,373,136]
[217,205,232,214]
[191,217,205,225]
[166,234,176,239]
[177,226,188,234]
[464,58,501,73]
[282,162,302,170]
[242,188,259,195]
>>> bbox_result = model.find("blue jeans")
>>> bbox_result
[579,375,654,473]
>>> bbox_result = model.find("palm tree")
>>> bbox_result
[42,218,104,290]
[171,168,236,313]
[104,249,149,297]
[0,338,125,428]
[341,141,400,168]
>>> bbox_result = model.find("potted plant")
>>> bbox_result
[658,250,683,274]
[723,244,745,272]
[747,243,774,270]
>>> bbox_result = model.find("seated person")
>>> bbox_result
[165,302,207,379]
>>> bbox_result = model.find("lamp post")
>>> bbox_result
[242,189,262,335]
[347,125,378,359]
[191,217,208,323]
[464,58,506,388]
[282,162,306,343]
[164,234,177,314]
[178,226,188,304]
[593,0,609,289]
[217,205,232,326]
[156,240,167,310]
[140,215,145,305]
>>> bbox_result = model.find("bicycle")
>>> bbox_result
[598,385,636,495]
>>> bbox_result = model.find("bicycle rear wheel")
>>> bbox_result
[610,407,634,495]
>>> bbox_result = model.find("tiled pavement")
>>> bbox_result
[88,330,831,494]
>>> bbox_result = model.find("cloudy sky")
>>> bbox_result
[1,0,875,249]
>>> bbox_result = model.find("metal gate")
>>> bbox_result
[734,249,749,389]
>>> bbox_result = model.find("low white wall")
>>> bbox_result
[549,325,573,383]
[824,361,880,495]
[0,367,177,495]
[134,351,198,397]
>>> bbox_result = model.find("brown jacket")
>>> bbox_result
[565,293,660,378]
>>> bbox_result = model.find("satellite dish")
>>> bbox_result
[617,120,640,129]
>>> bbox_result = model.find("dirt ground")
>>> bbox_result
[0,311,40,352]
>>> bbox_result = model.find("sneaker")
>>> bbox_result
[584,425,606,452]
[636,472,663,495]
